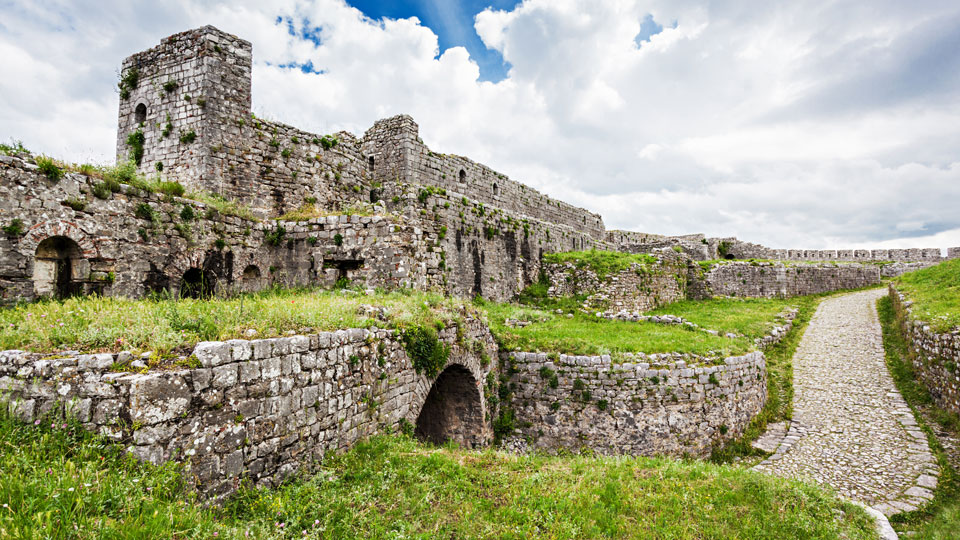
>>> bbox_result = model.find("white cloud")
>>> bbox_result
[1,0,959,250]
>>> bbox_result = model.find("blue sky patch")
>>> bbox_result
[345,0,521,82]
[635,14,672,47]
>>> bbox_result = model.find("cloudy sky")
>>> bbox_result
[2,0,959,250]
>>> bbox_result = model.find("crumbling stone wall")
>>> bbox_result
[545,252,687,312]
[362,115,606,244]
[691,261,880,299]
[0,317,498,500]
[890,285,960,416]
[0,155,431,303]
[505,351,767,457]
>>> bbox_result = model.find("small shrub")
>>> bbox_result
[281,148,292,158]
[134,202,155,221]
[64,197,87,211]
[163,80,178,93]
[92,182,112,200]
[179,205,195,222]
[401,326,450,378]
[334,233,343,246]
[291,136,300,144]
[319,135,338,150]
[719,424,729,435]
[35,156,63,182]
[438,225,447,240]
[708,373,719,385]
[0,139,29,155]
[117,67,139,100]
[137,228,149,241]
[179,130,197,144]
[391,195,401,204]
[2,218,25,236]
[161,115,173,138]
[398,418,414,436]
[307,236,318,246]
[550,401,561,412]
[126,128,146,166]
[155,181,185,197]
[268,138,280,149]
[597,399,608,411]
[264,225,287,246]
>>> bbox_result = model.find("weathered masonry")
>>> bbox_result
[0,318,498,500]
[890,285,960,416]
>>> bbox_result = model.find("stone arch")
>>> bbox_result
[179,267,216,299]
[459,169,466,183]
[20,220,98,259]
[134,102,147,124]
[33,236,84,299]
[414,363,487,448]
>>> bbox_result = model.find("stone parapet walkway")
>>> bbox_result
[754,288,939,517]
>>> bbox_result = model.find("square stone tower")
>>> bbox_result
[116,26,252,195]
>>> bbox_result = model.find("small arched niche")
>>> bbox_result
[493,183,500,197]
[33,236,84,299]
[415,364,485,448]
[458,169,466,183]
[368,156,375,172]
[179,267,216,299]
[241,264,261,292]
[134,103,147,124]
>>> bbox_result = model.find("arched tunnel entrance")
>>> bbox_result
[415,364,486,448]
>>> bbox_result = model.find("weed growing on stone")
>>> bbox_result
[34,155,64,182]
[543,249,657,280]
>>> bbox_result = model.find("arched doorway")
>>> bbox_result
[415,364,485,448]
[179,268,216,299]
[33,236,84,299]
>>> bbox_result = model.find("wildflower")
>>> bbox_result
[34,419,41,425]
[68,487,74,492]
[41,314,47,318]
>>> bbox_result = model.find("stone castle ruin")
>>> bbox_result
[1,26,958,499]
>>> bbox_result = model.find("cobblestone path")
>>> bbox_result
[754,288,939,517]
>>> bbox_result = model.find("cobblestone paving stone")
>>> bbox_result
[754,289,939,517]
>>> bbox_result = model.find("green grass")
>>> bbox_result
[648,297,797,338]
[877,295,960,538]
[0,411,877,539]
[543,250,658,279]
[482,296,799,359]
[710,295,822,463]
[895,258,960,332]
[0,287,468,355]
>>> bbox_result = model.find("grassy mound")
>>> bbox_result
[895,258,960,332]
[0,287,467,354]
[543,250,659,279]
[0,410,877,539]
[483,296,798,359]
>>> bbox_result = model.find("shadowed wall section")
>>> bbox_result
[415,364,485,448]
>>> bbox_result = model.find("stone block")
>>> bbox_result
[194,342,230,368]
[129,373,191,425]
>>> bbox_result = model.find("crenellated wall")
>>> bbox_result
[0,317,498,500]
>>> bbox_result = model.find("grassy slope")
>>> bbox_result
[0,411,877,540]
[895,258,960,332]
[543,250,658,279]
[483,296,798,359]
[0,287,466,354]
[877,295,960,539]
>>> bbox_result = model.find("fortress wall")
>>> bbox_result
[693,262,880,299]
[715,238,952,263]
[0,156,427,303]
[890,285,960,416]
[505,351,767,457]
[381,182,612,302]
[0,318,498,500]
[545,254,688,313]
[363,116,607,241]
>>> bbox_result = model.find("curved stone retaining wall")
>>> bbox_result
[0,317,497,500]
[505,351,767,457]
[889,285,960,415]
